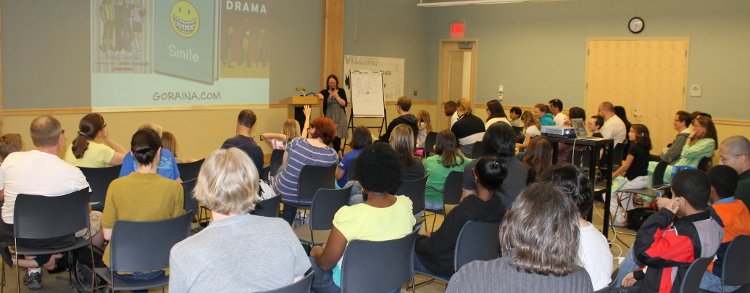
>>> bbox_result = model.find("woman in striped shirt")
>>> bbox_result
[272,117,339,225]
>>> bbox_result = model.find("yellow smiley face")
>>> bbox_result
[170,1,200,38]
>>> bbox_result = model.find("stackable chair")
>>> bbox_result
[294,187,351,246]
[423,132,438,157]
[176,158,204,182]
[339,230,419,293]
[79,165,121,204]
[283,165,337,226]
[424,171,464,231]
[252,196,282,218]
[594,268,620,293]
[677,257,712,293]
[717,235,750,292]
[269,149,285,178]
[259,269,314,293]
[394,175,429,227]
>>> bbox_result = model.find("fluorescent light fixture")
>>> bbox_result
[418,0,532,7]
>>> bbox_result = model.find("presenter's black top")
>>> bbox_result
[320,88,347,116]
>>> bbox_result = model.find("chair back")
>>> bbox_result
[594,268,620,293]
[612,143,626,168]
[723,234,750,287]
[443,171,464,206]
[181,179,199,216]
[79,166,120,203]
[424,132,438,156]
[697,156,712,172]
[177,158,205,182]
[678,257,713,293]
[14,189,90,239]
[395,175,428,215]
[252,195,282,217]
[471,142,484,158]
[260,270,314,293]
[269,149,285,177]
[652,160,669,187]
[309,187,352,231]
[297,165,337,200]
[109,213,191,273]
[454,221,500,271]
[340,230,419,293]
[512,126,524,139]
[346,158,358,182]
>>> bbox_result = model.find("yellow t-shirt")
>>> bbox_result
[102,172,185,268]
[331,195,415,286]
[64,140,116,168]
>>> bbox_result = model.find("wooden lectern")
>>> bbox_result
[280,96,320,131]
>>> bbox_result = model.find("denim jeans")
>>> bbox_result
[700,270,740,292]
[114,270,164,293]
[424,199,443,211]
[615,247,643,288]
[309,256,401,293]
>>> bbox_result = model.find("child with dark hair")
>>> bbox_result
[336,125,372,189]
[309,143,415,293]
[523,137,552,184]
[540,164,613,291]
[700,165,750,292]
[588,116,604,138]
[508,106,523,127]
[416,156,506,278]
[617,169,723,293]
[610,124,652,226]
[424,130,472,210]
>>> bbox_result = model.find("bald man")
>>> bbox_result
[718,135,750,210]
[597,101,626,146]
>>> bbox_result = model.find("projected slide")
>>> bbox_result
[91,0,270,109]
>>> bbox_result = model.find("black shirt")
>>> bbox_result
[626,144,649,180]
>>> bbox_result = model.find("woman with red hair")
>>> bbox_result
[272,117,339,225]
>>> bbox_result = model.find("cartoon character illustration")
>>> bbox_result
[257,27,265,67]
[131,0,146,55]
[170,0,200,38]
[224,25,234,68]
[241,29,250,68]
[99,0,116,52]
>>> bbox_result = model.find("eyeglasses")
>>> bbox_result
[60,129,65,135]
[720,154,745,163]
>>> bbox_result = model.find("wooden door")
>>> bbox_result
[438,40,478,131]
[585,39,689,153]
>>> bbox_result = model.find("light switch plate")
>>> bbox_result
[690,85,701,97]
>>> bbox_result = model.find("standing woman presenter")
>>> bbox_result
[317,74,348,157]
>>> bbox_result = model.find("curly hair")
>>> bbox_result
[630,124,653,151]
[355,143,402,193]
[0,133,23,160]
[309,117,336,145]
[500,183,581,276]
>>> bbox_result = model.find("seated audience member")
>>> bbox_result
[416,156,506,278]
[262,105,310,151]
[451,99,485,158]
[658,111,692,165]
[169,148,310,292]
[485,100,511,129]
[390,124,425,180]
[597,101,627,146]
[118,122,182,182]
[718,136,750,209]
[588,115,604,138]
[516,111,541,150]
[161,131,198,164]
[102,128,185,289]
[379,96,418,143]
[463,122,527,208]
[540,165,613,291]
[415,110,432,155]
[0,115,90,290]
[692,111,712,120]
[566,106,586,125]
[444,101,459,129]
[65,113,127,167]
[0,133,24,163]
[423,130,473,210]
[671,116,717,168]
[272,117,339,225]
[309,143,416,293]
[610,124,652,226]
[534,103,555,126]
[523,137,552,185]
[336,125,372,189]
[614,106,632,144]
[700,165,750,292]
[616,169,723,293]
[508,106,523,127]
[447,183,593,292]
[222,109,265,176]
[557,106,587,162]
[549,99,568,126]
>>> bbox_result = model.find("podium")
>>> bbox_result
[280,96,320,130]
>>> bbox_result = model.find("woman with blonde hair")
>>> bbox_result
[390,124,425,180]
[65,113,127,167]
[447,183,593,292]
[264,119,300,150]
[451,99,486,158]
[516,111,541,150]
[169,148,310,292]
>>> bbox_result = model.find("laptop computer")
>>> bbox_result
[571,118,589,138]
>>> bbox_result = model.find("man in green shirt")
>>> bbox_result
[718,136,750,209]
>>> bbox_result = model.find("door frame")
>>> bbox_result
[437,39,479,131]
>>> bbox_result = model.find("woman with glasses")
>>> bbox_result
[64,113,127,167]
